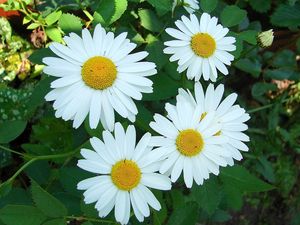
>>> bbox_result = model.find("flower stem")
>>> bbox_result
[247,98,289,114]
[65,215,118,224]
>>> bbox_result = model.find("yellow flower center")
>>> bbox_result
[81,56,117,90]
[176,129,204,157]
[191,33,216,58]
[111,160,141,191]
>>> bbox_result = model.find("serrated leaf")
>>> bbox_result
[45,27,62,42]
[58,13,82,34]
[271,3,300,27]
[0,120,27,143]
[220,165,274,192]
[200,0,218,13]
[45,11,62,26]
[190,177,221,215]
[0,205,46,225]
[93,0,128,25]
[138,9,163,32]
[249,0,271,13]
[220,5,247,27]
[31,180,68,218]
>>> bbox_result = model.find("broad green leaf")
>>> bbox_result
[220,165,274,192]
[222,183,243,210]
[31,180,68,218]
[145,34,168,70]
[220,5,247,27]
[45,11,62,26]
[0,188,32,208]
[29,48,55,65]
[239,30,258,45]
[0,120,27,143]
[42,219,67,225]
[93,0,128,25]
[251,82,277,98]
[0,182,12,198]
[58,13,82,34]
[200,0,218,13]
[211,209,232,222]
[190,177,222,215]
[138,9,163,32]
[135,103,153,132]
[147,0,172,15]
[27,23,40,29]
[143,74,180,101]
[25,161,51,185]
[271,3,300,27]
[272,50,296,68]
[264,69,300,80]
[166,202,199,225]
[45,27,62,42]
[0,205,46,225]
[235,58,262,78]
[249,0,271,13]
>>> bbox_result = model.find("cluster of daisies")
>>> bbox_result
[43,5,249,225]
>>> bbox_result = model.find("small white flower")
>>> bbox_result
[182,0,200,14]
[77,123,171,224]
[164,13,236,82]
[177,82,250,166]
[149,98,231,188]
[43,24,156,131]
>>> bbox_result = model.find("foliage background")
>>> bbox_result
[0,0,300,224]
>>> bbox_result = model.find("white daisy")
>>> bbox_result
[183,0,200,14]
[176,82,250,166]
[43,24,156,131]
[77,123,171,224]
[149,98,231,188]
[164,13,236,82]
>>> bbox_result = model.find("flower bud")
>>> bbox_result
[257,29,274,48]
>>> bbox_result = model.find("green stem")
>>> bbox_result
[247,98,289,114]
[6,158,38,183]
[234,45,257,64]
[65,215,118,224]
[0,145,28,157]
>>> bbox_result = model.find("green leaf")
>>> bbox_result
[222,183,243,210]
[249,0,271,13]
[147,0,172,15]
[200,0,218,13]
[239,30,258,45]
[58,13,82,34]
[0,151,11,169]
[0,120,27,143]
[145,34,168,70]
[45,27,62,42]
[27,23,40,30]
[220,165,274,192]
[31,180,68,218]
[190,177,222,215]
[272,50,296,68]
[211,209,232,222]
[220,5,247,27]
[138,9,163,32]
[0,188,32,208]
[143,74,180,101]
[166,202,199,225]
[235,58,262,78]
[264,69,300,80]
[135,103,153,132]
[45,11,62,26]
[0,182,12,198]
[29,48,55,65]
[251,82,277,98]
[271,3,300,28]
[93,0,128,26]
[25,161,51,185]
[42,219,67,225]
[0,205,46,225]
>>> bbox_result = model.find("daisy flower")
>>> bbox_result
[43,24,156,131]
[149,99,231,188]
[174,0,199,14]
[164,13,236,82]
[77,123,171,224]
[176,82,250,166]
